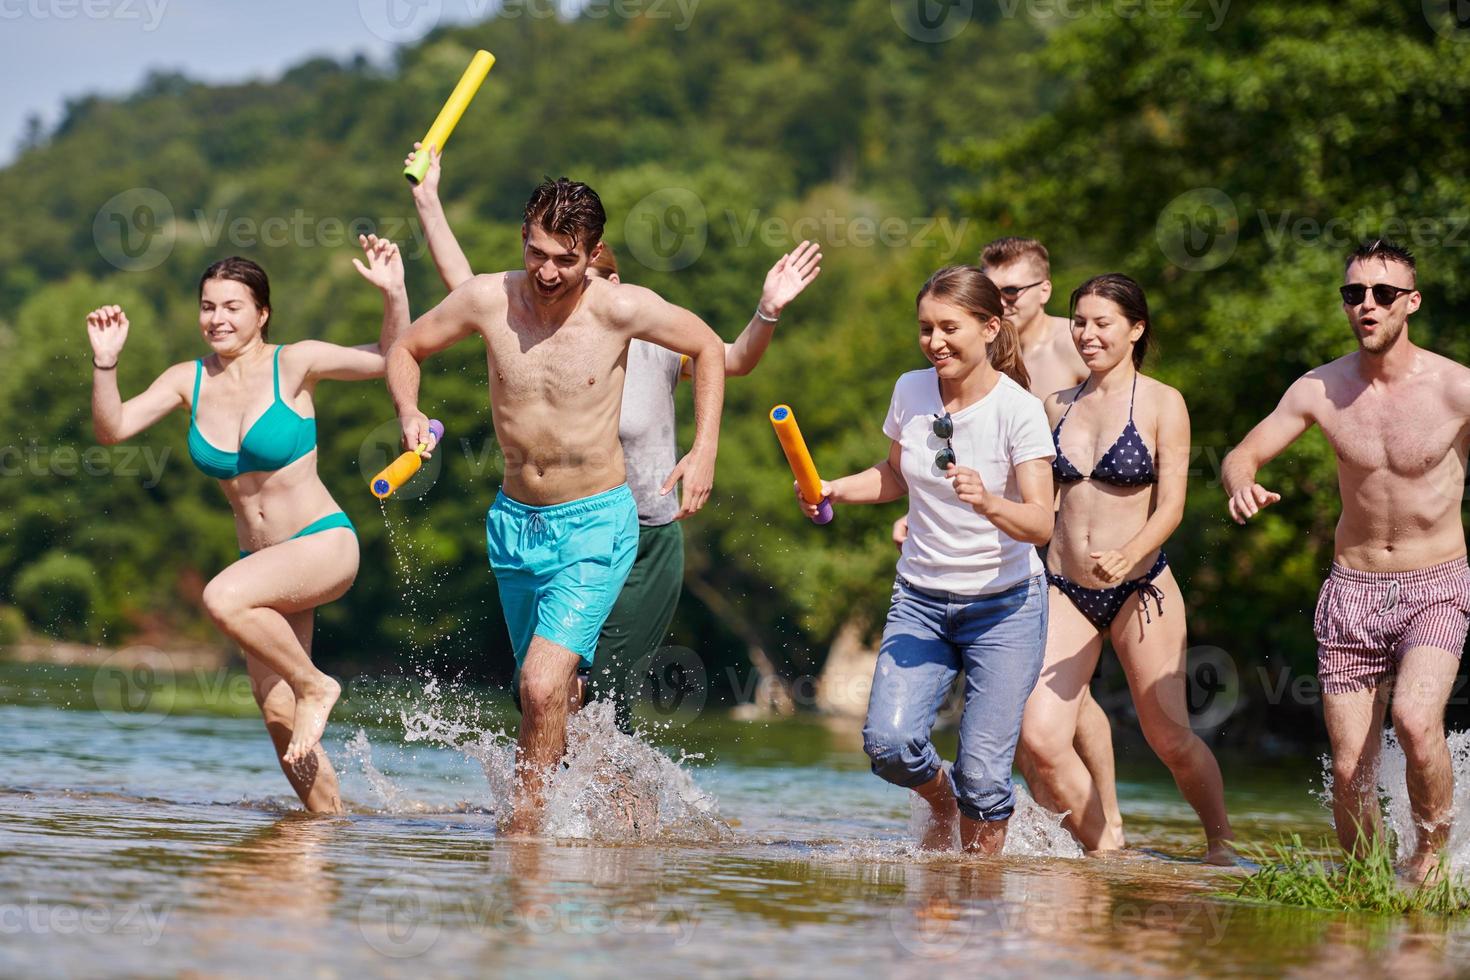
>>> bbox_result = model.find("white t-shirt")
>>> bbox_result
[883,369,1054,595]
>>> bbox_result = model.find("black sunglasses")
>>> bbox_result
[933,412,956,469]
[999,280,1044,302]
[1340,283,1415,306]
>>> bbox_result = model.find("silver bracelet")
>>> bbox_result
[754,305,779,323]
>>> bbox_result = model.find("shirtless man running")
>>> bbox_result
[1224,240,1470,883]
[386,178,725,834]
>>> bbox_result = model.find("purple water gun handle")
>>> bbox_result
[813,496,834,525]
[427,419,445,447]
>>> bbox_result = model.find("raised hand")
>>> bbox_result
[759,240,823,318]
[352,234,404,293]
[86,305,130,367]
[1227,483,1281,524]
[404,141,441,203]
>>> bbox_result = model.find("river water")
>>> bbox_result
[4,662,1470,978]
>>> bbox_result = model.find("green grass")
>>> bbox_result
[1232,833,1470,915]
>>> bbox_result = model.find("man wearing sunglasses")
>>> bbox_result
[1223,240,1470,883]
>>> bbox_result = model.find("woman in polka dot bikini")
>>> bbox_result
[1017,274,1236,864]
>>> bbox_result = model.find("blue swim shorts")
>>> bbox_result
[486,484,639,666]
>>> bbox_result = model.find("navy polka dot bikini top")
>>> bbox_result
[1051,374,1157,488]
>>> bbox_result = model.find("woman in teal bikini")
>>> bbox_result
[87,235,409,813]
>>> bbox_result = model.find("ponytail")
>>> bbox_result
[917,265,1030,389]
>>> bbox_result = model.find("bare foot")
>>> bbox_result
[1204,839,1243,867]
[914,772,959,852]
[1400,851,1448,886]
[284,675,340,766]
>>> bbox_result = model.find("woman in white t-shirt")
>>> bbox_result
[796,266,1055,854]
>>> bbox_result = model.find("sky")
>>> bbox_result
[0,0,512,165]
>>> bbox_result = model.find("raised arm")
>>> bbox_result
[1222,373,1318,524]
[1092,386,1189,584]
[292,235,411,383]
[683,241,823,380]
[404,143,475,292]
[619,285,725,518]
[386,275,490,452]
[87,305,191,445]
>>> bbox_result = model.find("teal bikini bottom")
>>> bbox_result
[238,512,356,559]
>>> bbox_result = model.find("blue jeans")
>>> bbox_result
[862,574,1048,822]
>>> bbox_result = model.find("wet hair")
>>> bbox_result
[980,236,1050,277]
[1069,273,1151,370]
[917,266,1030,391]
[588,241,619,280]
[1346,239,1417,285]
[523,177,607,252]
[199,256,271,340]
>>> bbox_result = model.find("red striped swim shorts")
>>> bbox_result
[1313,557,1470,695]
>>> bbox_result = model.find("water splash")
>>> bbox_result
[904,781,1083,858]
[1319,729,1470,868]
[348,680,728,842]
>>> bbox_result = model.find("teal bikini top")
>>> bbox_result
[188,346,317,480]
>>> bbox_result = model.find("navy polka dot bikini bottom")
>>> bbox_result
[1047,553,1169,631]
